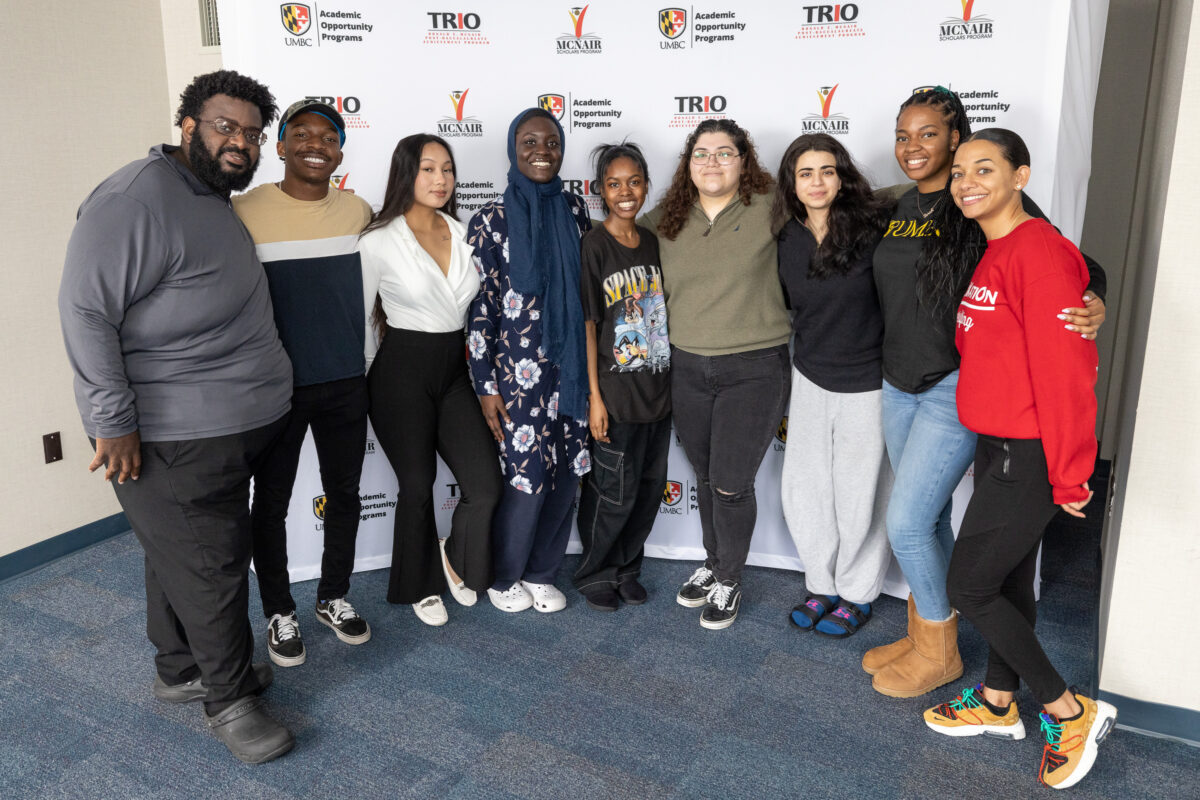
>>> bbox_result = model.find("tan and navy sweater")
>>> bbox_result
[234,183,372,387]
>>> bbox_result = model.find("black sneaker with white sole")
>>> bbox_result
[267,612,306,667]
[315,597,371,644]
[676,565,717,607]
[699,579,741,630]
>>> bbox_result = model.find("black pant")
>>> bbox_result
[109,418,286,713]
[368,328,502,603]
[250,376,368,616]
[670,345,790,583]
[947,436,1069,705]
[574,417,671,594]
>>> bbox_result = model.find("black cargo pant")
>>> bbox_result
[109,417,286,713]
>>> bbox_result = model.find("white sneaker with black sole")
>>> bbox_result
[266,612,306,667]
[699,580,741,630]
[676,565,716,607]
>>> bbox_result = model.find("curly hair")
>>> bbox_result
[770,134,890,279]
[895,86,983,312]
[655,119,771,241]
[174,70,279,129]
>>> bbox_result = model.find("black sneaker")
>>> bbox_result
[266,612,306,667]
[676,565,716,608]
[699,580,741,630]
[315,597,371,645]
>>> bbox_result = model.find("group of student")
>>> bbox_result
[59,68,1117,781]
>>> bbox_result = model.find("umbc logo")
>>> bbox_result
[282,3,311,36]
[801,85,850,136]
[539,93,566,121]
[797,4,865,40]
[670,94,728,128]
[557,5,602,54]
[939,0,994,41]
[659,7,687,48]
[776,416,788,444]
[312,494,326,520]
[424,11,490,45]
[663,480,683,506]
[437,89,484,137]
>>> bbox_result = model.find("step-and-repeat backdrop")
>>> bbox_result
[221,0,1102,595]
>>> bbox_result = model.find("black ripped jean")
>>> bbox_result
[669,345,790,583]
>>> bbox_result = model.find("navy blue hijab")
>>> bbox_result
[502,108,588,423]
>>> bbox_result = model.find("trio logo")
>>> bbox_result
[282,3,311,36]
[304,95,368,129]
[670,94,728,128]
[437,89,484,137]
[801,85,850,135]
[557,5,602,53]
[423,10,489,44]
[539,93,566,121]
[939,0,994,40]
[796,4,864,40]
[562,176,603,213]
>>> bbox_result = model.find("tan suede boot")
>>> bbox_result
[861,594,916,676]
[871,605,963,698]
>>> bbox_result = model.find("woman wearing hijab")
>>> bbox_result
[466,108,593,613]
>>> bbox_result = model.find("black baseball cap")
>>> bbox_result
[277,100,346,146]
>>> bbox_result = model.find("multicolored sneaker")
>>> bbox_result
[924,684,1026,740]
[1038,692,1118,790]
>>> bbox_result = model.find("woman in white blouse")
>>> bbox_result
[358,134,502,625]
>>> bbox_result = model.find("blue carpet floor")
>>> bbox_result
[1,512,1197,798]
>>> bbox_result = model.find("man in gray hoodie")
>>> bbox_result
[58,70,295,764]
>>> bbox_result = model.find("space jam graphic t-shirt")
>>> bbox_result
[580,224,670,423]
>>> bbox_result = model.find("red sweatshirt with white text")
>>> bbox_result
[955,218,1097,504]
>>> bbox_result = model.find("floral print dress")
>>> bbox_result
[466,195,593,495]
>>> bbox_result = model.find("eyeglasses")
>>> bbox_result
[691,150,740,165]
[198,117,268,146]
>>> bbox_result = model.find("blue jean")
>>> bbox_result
[881,370,976,621]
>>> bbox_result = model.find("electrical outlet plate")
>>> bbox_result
[43,432,63,464]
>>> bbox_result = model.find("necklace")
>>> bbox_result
[916,191,943,219]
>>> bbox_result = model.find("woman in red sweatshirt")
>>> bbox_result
[922,128,1117,791]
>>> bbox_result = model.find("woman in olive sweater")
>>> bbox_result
[641,119,790,630]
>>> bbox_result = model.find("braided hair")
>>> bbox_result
[897,86,984,312]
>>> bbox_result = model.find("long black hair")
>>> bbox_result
[361,134,459,338]
[897,87,983,312]
[770,133,889,279]
[591,141,650,214]
[362,133,459,237]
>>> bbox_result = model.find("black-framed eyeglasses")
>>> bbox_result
[198,117,268,146]
[691,150,740,165]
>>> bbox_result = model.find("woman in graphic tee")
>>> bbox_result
[575,142,670,612]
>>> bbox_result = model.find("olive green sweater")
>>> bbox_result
[642,194,790,356]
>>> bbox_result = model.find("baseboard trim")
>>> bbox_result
[1099,690,1200,747]
[0,513,130,583]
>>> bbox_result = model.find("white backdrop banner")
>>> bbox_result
[220,0,1098,595]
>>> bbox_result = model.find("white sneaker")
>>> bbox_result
[438,537,477,607]
[487,583,533,613]
[412,595,448,626]
[521,581,567,613]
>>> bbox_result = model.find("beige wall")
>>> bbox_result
[0,2,172,558]
[159,0,223,129]
[1098,1,1200,715]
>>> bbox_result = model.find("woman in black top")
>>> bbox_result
[863,86,1107,699]
[773,134,893,638]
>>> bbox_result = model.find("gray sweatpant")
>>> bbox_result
[781,368,893,604]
